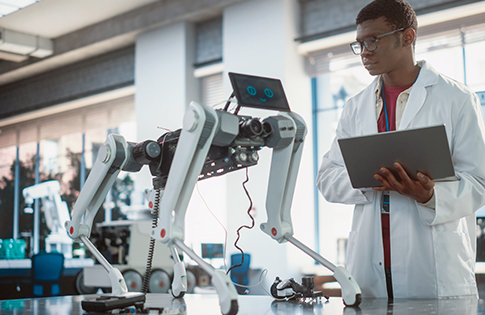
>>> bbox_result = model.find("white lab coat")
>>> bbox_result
[317,60,485,298]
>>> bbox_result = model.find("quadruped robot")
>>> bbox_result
[65,73,361,314]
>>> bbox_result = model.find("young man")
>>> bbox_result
[316,0,485,299]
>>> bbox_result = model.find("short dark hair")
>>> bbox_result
[356,0,417,32]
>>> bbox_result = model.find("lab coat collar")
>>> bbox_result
[398,60,439,130]
[358,60,440,135]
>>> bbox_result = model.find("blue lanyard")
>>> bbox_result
[382,80,390,132]
[381,73,419,132]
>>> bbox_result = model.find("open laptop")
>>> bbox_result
[337,124,455,189]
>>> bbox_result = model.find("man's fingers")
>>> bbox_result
[374,169,403,193]
[417,172,435,190]
[373,173,391,190]
[394,163,413,184]
[379,167,403,191]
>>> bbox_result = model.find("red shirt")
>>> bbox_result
[377,83,413,132]
[378,82,413,268]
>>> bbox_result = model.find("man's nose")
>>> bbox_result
[361,45,372,56]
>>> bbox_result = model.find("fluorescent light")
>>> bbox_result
[0,0,36,7]
[0,4,18,16]
[0,0,40,18]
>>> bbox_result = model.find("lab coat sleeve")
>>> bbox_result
[418,92,485,226]
[316,103,373,205]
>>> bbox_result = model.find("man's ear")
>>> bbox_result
[402,28,416,47]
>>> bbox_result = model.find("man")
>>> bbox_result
[316,0,485,299]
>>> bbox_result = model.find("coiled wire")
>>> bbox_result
[141,188,161,293]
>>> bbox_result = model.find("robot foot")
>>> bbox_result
[211,270,239,315]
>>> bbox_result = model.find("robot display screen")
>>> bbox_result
[229,72,291,112]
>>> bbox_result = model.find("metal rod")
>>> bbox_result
[80,235,112,273]
[173,238,215,277]
[170,246,181,264]
[284,234,336,272]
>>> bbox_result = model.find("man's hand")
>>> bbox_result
[373,162,435,203]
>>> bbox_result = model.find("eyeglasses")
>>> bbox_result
[350,28,404,55]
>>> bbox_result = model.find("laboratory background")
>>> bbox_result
[0,0,484,314]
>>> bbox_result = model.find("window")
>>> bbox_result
[0,96,135,244]
[195,17,223,67]
[200,73,225,107]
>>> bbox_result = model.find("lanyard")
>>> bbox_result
[381,80,390,132]
[382,69,421,131]
[381,74,419,132]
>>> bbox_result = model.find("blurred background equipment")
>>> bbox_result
[22,180,73,258]
[229,253,250,294]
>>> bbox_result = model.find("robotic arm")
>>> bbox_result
[23,180,70,234]
[22,180,73,258]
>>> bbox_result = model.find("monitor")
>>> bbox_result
[201,243,224,259]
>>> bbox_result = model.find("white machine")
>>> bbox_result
[22,180,73,259]
[64,73,361,314]
[83,219,197,294]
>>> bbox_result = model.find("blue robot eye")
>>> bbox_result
[264,88,274,98]
[247,86,257,96]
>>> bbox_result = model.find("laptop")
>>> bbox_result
[337,124,455,189]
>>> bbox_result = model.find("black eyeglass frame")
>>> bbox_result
[350,28,405,55]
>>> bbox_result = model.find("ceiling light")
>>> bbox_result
[0,28,53,61]
[0,3,18,16]
[0,0,36,6]
[0,0,40,18]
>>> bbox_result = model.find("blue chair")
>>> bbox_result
[230,253,250,294]
[31,251,64,296]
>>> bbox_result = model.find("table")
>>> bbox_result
[1,294,485,315]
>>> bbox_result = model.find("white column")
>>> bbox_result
[223,0,314,285]
[134,21,197,202]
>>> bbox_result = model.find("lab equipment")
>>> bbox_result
[22,180,73,258]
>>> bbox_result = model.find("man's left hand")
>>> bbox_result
[373,162,435,203]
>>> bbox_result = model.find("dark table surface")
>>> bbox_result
[1,293,485,315]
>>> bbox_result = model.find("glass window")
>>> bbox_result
[17,141,37,252]
[314,62,373,263]
[195,17,223,66]
[0,145,18,240]
[416,46,464,83]
[0,146,16,180]
[0,97,136,256]
[465,40,485,92]
[200,73,224,107]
